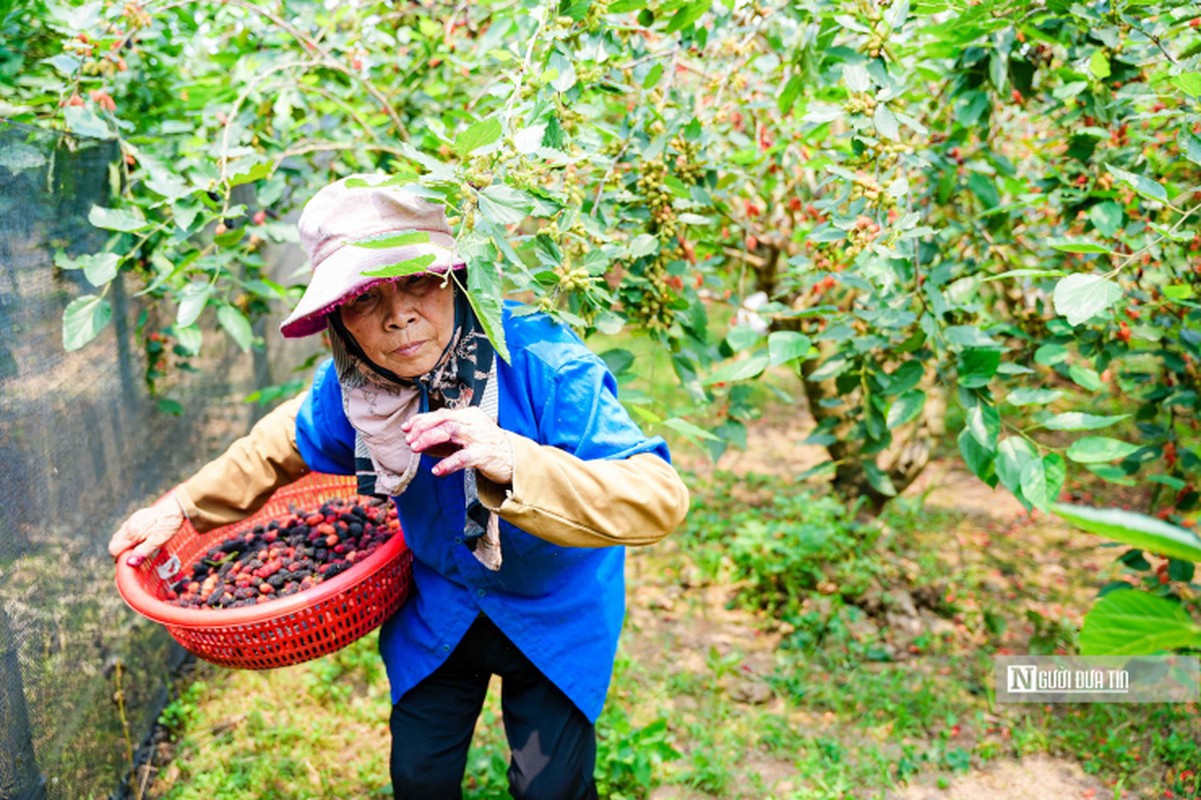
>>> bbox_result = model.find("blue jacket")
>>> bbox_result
[294,307,672,721]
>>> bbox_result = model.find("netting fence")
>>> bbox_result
[0,119,314,800]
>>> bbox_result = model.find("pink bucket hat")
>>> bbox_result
[280,175,466,338]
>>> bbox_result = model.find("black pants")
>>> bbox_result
[390,614,598,800]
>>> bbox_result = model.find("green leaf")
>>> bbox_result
[63,105,114,139]
[777,74,803,115]
[228,158,272,186]
[704,353,771,385]
[144,168,190,201]
[1170,72,1201,98]
[1163,284,1195,301]
[1089,49,1111,79]
[174,325,203,356]
[1020,453,1065,512]
[82,252,119,287]
[216,304,254,352]
[767,331,811,366]
[349,230,432,249]
[362,253,438,278]
[996,436,1039,495]
[1048,237,1112,254]
[642,63,664,88]
[1053,274,1123,326]
[665,0,710,33]
[1079,590,1201,656]
[725,325,762,353]
[959,348,1001,388]
[1068,363,1103,391]
[1066,436,1140,463]
[1088,201,1123,237]
[1105,164,1167,203]
[863,462,898,497]
[453,115,502,156]
[967,173,1000,209]
[1055,504,1201,563]
[874,105,900,140]
[478,184,534,225]
[886,390,925,430]
[967,402,1000,452]
[662,417,721,442]
[1180,129,1201,167]
[62,294,112,351]
[884,360,924,395]
[1043,412,1128,431]
[982,268,1068,282]
[1006,388,1063,406]
[176,281,211,328]
[56,251,120,286]
[89,204,149,232]
[465,256,508,362]
[958,427,995,484]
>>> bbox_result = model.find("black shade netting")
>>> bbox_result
[0,119,313,799]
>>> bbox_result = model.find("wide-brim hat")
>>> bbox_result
[280,176,466,338]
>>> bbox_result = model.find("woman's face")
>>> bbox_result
[337,274,456,378]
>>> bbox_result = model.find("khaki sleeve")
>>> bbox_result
[476,434,689,548]
[176,393,311,533]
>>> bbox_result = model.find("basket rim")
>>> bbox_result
[114,486,409,630]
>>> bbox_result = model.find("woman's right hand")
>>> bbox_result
[108,493,186,566]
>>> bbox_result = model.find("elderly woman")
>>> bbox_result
[109,176,690,800]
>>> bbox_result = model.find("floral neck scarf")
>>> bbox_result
[328,286,502,570]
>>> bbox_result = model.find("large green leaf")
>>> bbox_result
[1020,453,1065,512]
[1105,164,1168,203]
[662,417,721,442]
[216,304,254,352]
[1053,274,1123,326]
[958,427,995,485]
[1079,590,1201,655]
[1043,412,1129,431]
[176,281,212,328]
[464,255,508,362]
[665,0,710,33]
[1047,237,1111,254]
[1066,436,1139,463]
[1006,388,1063,406]
[996,436,1038,495]
[362,253,438,278]
[478,185,534,225]
[350,230,432,249]
[1053,503,1201,562]
[89,204,149,233]
[62,294,112,351]
[767,331,811,366]
[704,353,771,385]
[886,390,925,430]
[453,117,502,157]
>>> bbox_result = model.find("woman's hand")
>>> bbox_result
[108,493,186,566]
[402,407,515,484]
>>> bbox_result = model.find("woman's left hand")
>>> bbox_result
[402,407,515,484]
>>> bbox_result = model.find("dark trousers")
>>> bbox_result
[390,614,599,800]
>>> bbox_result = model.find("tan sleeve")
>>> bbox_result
[176,393,310,533]
[477,434,689,548]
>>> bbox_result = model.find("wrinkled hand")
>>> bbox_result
[402,407,515,484]
[108,493,186,566]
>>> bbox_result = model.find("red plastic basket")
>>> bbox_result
[115,472,412,669]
